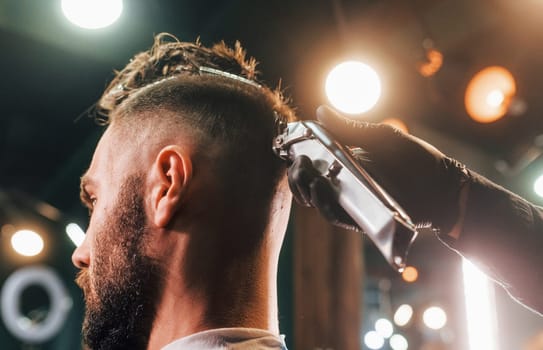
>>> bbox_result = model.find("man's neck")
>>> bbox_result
[146,178,291,350]
[146,241,279,350]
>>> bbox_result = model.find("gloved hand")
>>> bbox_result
[288,105,470,235]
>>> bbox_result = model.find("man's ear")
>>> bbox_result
[149,145,193,228]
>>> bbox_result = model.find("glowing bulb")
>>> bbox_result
[486,90,504,108]
[66,223,86,247]
[423,306,447,330]
[390,334,409,350]
[534,174,543,198]
[465,66,516,123]
[394,304,413,327]
[364,331,385,349]
[325,61,381,115]
[11,230,44,257]
[375,318,394,338]
[401,266,418,283]
[62,0,123,29]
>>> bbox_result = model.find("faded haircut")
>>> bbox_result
[95,33,297,235]
[97,33,295,122]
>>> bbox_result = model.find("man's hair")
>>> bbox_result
[96,33,297,240]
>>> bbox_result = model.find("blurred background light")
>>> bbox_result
[401,266,418,283]
[422,306,447,330]
[486,90,505,108]
[462,258,498,350]
[465,66,516,123]
[364,330,385,349]
[65,223,85,247]
[375,318,394,338]
[325,61,381,115]
[418,48,443,78]
[389,334,409,350]
[61,0,123,29]
[381,118,409,134]
[11,230,44,257]
[534,174,543,198]
[393,304,413,327]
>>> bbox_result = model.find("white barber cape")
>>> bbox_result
[161,328,288,350]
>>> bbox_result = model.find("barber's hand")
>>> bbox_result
[288,105,470,234]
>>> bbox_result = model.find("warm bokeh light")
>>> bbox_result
[66,223,86,247]
[465,66,516,123]
[418,48,443,77]
[62,0,123,29]
[463,258,498,350]
[375,318,394,339]
[11,230,44,257]
[381,118,409,133]
[390,334,409,350]
[394,304,413,327]
[325,61,381,115]
[422,306,447,330]
[401,266,418,283]
[534,174,543,198]
[486,90,504,108]
[364,331,385,349]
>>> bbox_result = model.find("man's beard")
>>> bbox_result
[76,175,164,350]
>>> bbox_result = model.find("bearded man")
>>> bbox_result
[72,33,296,350]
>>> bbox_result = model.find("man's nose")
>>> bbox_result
[71,234,90,269]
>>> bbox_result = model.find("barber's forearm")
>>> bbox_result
[440,171,543,313]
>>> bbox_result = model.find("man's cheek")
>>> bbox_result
[93,243,127,290]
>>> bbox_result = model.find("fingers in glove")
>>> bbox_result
[316,105,406,154]
[309,176,361,232]
[288,155,321,207]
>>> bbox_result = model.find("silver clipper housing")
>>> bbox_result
[274,120,418,272]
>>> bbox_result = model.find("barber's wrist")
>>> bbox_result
[445,180,470,239]
[432,157,471,236]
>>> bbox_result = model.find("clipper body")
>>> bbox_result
[274,120,418,271]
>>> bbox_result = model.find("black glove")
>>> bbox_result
[288,105,471,235]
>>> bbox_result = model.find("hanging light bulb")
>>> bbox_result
[325,61,382,115]
[465,66,516,123]
[62,0,123,29]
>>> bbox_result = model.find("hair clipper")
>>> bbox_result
[274,120,418,272]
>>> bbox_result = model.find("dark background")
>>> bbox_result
[1,0,543,349]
